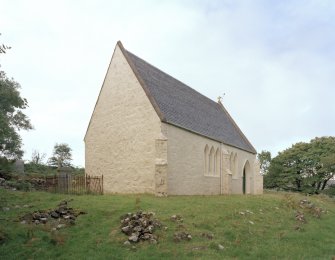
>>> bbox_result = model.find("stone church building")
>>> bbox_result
[85,41,263,196]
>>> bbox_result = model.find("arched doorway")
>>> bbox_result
[243,161,251,194]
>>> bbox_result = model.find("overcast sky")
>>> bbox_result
[1,0,335,167]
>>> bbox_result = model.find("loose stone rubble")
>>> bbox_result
[20,200,86,229]
[295,211,306,223]
[173,231,192,242]
[201,232,214,240]
[120,211,162,244]
[170,214,183,223]
[299,199,324,218]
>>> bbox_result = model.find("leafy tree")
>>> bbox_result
[0,33,11,54]
[0,38,33,159]
[265,137,335,193]
[257,150,271,175]
[31,150,46,165]
[48,143,73,168]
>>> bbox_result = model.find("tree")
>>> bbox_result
[0,38,33,159]
[31,150,46,165]
[0,33,11,54]
[265,137,335,193]
[257,150,271,175]
[48,143,73,168]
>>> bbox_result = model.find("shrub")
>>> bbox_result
[321,185,335,198]
[6,180,32,191]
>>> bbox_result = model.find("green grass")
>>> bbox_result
[0,189,334,260]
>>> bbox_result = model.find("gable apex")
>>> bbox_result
[116,41,166,122]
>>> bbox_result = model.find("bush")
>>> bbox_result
[6,180,32,191]
[24,162,57,175]
[0,157,14,179]
[321,185,335,198]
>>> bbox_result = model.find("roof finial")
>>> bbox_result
[217,93,225,104]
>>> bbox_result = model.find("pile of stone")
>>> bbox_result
[120,211,162,244]
[20,200,86,229]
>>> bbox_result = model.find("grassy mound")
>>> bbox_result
[0,189,334,259]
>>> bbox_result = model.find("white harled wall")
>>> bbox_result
[164,123,262,195]
[85,45,161,193]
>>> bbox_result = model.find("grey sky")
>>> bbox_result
[1,0,335,166]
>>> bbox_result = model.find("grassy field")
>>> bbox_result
[0,189,334,260]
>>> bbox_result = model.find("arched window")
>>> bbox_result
[215,148,220,176]
[204,145,209,175]
[209,147,215,175]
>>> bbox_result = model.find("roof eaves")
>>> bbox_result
[163,121,257,154]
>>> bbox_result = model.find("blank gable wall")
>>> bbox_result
[85,45,161,193]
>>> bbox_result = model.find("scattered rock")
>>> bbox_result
[128,233,139,242]
[120,211,162,243]
[149,238,157,244]
[173,231,192,242]
[201,232,214,240]
[170,214,183,223]
[295,211,306,223]
[2,207,10,211]
[123,240,131,246]
[50,212,59,218]
[218,244,225,250]
[249,221,254,225]
[192,246,207,251]
[299,199,325,218]
[57,224,66,230]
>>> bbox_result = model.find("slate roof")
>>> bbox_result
[119,42,256,154]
